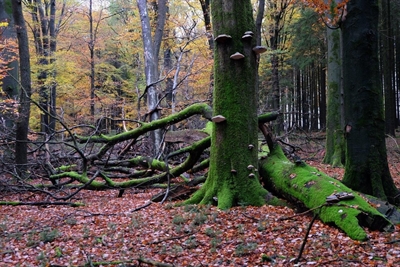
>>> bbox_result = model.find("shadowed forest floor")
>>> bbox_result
[1,133,400,266]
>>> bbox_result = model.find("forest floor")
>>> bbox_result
[1,133,400,267]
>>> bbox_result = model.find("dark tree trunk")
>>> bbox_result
[89,0,95,117]
[380,0,396,136]
[12,0,32,177]
[199,0,213,50]
[319,62,326,129]
[341,0,399,204]
[301,69,309,130]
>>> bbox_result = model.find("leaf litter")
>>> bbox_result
[1,135,400,266]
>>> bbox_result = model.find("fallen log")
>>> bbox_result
[259,144,392,241]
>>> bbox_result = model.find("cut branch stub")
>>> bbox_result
[214,34,232,43]
[252,46,267,54]
[230,52,245,60]
[212,115,227,123]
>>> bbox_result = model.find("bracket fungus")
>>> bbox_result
[214,34,232,43]
[248,173,255,178]
[241,34,253,41]
[212,115,227,123]
[248,144,254,150]
[244,31,254,36]
[252,46,267,54]
[230,52,245,60]
[247,165,254,170]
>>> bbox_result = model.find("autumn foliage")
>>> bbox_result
[302,0,349,25]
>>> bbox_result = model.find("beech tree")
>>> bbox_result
[12,0,32,176]
[341,0,399,203]
[186,0,268,208]
[323,0,345,167]
[137,0,167,156]
[27,0,66,134]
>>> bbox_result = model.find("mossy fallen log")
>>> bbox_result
[259,144,392,241]
[49,137,211,189]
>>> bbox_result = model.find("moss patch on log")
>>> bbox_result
[260,145,391,241]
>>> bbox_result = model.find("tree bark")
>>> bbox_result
[12,0,32,177]
[323,26,345,167]
[341,0,399,204]
[381,0,396,136]
[137,0,167,156]
[186,0,268,209]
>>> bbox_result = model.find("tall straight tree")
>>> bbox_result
[323,0,345,167]
[341,0,399,203]
[380,0,396,136]
[28,0,65,134]
[187,0,268,209]
[137,0,167,156]
[12,0,32,177]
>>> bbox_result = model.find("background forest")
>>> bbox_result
[2,0,400,141]
[2,0,400,266]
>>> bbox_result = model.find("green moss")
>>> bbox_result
[260,145,389,240]
[0,201,19,206]
[4,0,12,15]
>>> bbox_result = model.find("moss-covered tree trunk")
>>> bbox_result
[186,0,267,209]
[341,0,399,203]
[323,25,345,167]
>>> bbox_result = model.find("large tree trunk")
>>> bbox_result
[186,0,268,209]
[341,0,399,203]
[12,0,32,177]
[323,26,345,167]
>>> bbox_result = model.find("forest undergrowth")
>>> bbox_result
[1,132,400,267]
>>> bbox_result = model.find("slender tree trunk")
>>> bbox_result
[319,62,326,129]
[48,0,58,132]
[89,0,95,117]
[323,26,345,166]
[137,0,167,156]
[199,0,213,50]
[12,0,32,177]
[341,0,399,204]
[29,0,60,134]
[381,0,396,136]
[187,0,267,209]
